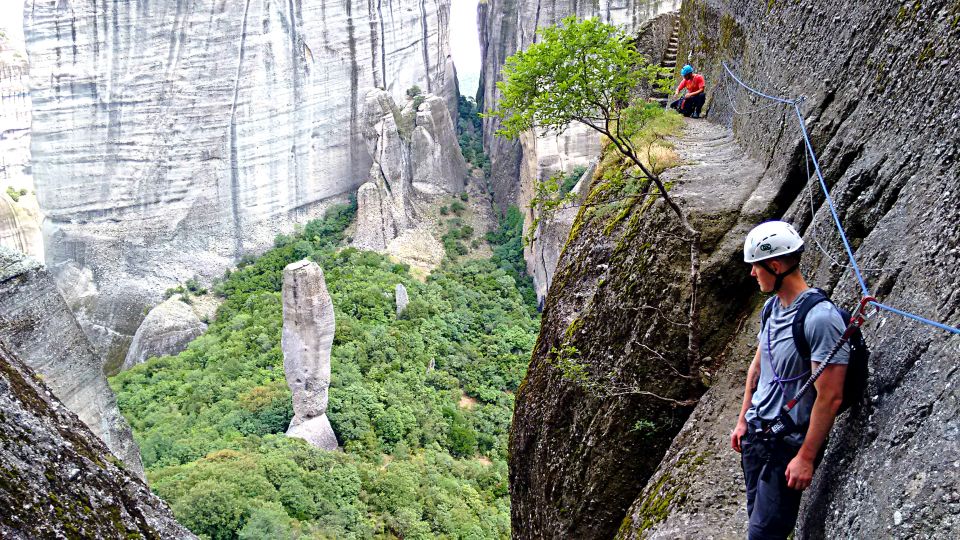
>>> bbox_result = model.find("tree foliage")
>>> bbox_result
[491,16,666,139]
[111,200,537,539]
[491,16,704,369]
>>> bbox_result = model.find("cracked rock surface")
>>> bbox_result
[0,340,193,538]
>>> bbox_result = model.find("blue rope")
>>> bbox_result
[721,62,797,105]
[791,104,870,298]
[870,302,960,335]
[722,61,960,336]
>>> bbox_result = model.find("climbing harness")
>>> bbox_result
[721,61,960,337]
[763,296,877,437]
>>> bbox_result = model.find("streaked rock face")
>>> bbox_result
[282,259,337,451]
[0,247,144,479]
[0,341,195,539]
[121,296,207,371]
[0,33,41,259]
[24,0,458,366]
[524,163,593,308]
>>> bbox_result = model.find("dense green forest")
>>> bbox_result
[111,201,539,539]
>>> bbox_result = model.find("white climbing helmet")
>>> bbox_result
[743,221,805,263]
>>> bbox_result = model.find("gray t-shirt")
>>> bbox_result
[745,288,850,446]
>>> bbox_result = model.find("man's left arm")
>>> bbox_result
[785,363,846,490]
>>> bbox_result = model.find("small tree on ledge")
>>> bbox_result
[488,15,703,370]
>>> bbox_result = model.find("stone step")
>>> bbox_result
[663,61,676,67]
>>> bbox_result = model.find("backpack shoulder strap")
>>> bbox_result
[760,296,777,328]
[792,289,830,361]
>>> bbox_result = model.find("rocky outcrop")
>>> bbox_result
[395,283,409,315]
[282,259,338,451]
[0,247,144,479]
[0,340,194,539]
[121,297,207,371]
[478,0,681,207]
[509,119,772,538]
[24,0,458,367]
[354,88,465,264]
[516,1,960,538]
[0,192,42,259]
[411,95,469,195]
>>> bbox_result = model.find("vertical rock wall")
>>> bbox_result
[515,0,960,538]
[0,31,41,259]
[620,1,960,538]
[0,247,143,479]
[24,0,458,367]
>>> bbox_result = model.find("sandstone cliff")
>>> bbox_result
[512,1,960,538]
[24,0,458,367]
[0,32,41,259]
[0,247,144,478]
[0,340,194,539]
[282,259,338,451]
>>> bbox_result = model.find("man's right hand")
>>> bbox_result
[731,419,748,453]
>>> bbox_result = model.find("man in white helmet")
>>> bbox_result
[730,220,849,539]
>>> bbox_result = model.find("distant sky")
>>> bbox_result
[0,1,24,46]
[0,1,481,94]
[450,0,481,98]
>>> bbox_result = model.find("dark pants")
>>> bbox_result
[671,93,705,117]
[741,431,804,540]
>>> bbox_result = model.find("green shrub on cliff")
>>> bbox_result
[111,198,536,539]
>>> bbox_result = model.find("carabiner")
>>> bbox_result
[850,296,878,327]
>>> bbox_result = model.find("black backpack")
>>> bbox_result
[761,289,870,414]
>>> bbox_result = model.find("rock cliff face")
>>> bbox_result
[282,259,338,451]
[524,163,592,307]
[121,296,207,371]
[478,2,680,305]
[24,0,458,367]
[477,0,681,207]
[0,340,194,539]
[514,1,960,538]
[0,33,41,259]
[0,247,144,479]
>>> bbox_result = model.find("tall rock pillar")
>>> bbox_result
[281,259,338,451]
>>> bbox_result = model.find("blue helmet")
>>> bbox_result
[681,65,694,76]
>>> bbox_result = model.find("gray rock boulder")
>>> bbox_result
[282,259,338,451]
[354,179,401,252]
[121,296,208,371]
[0,340,195,539]
[0,247,144,479]
[395,283,409,315]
